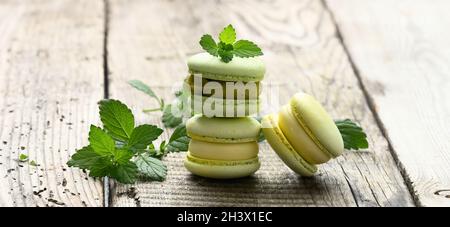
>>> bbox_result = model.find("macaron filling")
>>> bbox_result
[190,95,260,118]
[189,140,258,161]
[188,133,257,143]
[185,74,261,100]
[278,105,332,164]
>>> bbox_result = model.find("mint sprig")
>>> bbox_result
[128,80,164,111]
[335,119,369,150]
[67,99,190,184]
[128,80,190,128]
[199,24,263,63]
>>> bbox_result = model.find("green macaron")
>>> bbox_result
[186,53,265,117]
[185,115,261,179]
[262,92,344,176]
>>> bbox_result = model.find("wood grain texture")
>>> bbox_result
[107,0,414,206]
[327,0,450,207]
[0,0,104,206]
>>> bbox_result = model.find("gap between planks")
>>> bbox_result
[102,0,111,207]
[320,0,419,206]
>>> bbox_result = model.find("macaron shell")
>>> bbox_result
[186,115,260,143]
[189,140,259,161]
[290,93,344,157]
[261,114,317,176]
[184,153,260,179]
[278,105,331,164]
[187,53,265,82]
[190,95,260,118]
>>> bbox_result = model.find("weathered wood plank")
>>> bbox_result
[327,0,450,207]
[0,0,105,206]
[107,0,414,206]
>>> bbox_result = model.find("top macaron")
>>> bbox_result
[187,53,266,82]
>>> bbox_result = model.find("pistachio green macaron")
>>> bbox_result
[185,115,261,179]
[186,53,265,117]
[262,92,344,176]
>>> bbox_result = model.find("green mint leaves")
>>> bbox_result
[19,154,29,162]
[200,24,263,63]
[98,100,135,142]
[127,80,188,128]
[67,99,190,184]
[335,119,369,150]
[219,24,236,44]
[135,153,167,181]
[200,35,219,57]
[128,80,164,111]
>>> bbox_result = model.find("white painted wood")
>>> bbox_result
[0,0,105,206]
[327,0,450,206]
[107,0,413,207]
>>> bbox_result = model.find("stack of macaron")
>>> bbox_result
[183,53,265,179]
[185,115,261,179]
[185,53,264,117]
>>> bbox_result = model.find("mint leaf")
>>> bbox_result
[253,116,266,142]
[67,146,103,169]
[218,48,234,63]
[127,125,163,150]
[219,24,236,44]
[29,160,38,167]
[19,154,28,162]
[218,42,234,62]
[199,25,263,62]
[112,149,134,165]
[88,158,112,177]
[135,153,167,181]
[199,34,218,57]
[159,140,167,152]
[165,124,190,153]
[128,80,163,107]
[110,161,138,184]
[233,40,263,58]
[162,104,183,128]
[218,42,233,51]
[89,125,116,156]
[335,119,369,150]
[99,99,135,142]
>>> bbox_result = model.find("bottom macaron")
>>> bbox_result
[184,152,260,179]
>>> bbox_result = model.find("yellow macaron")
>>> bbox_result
[185,115,261,179]
[262,92,344,175]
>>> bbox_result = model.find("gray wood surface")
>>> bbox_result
[327,0,450,207]
[0,0,104,206]
[106,0,413,207]
[1,0,448,207]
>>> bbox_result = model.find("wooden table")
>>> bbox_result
[0,0,449,207]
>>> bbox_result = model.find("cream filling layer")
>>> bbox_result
[189,140,258,161]
[278,105,331,164]
[186,152,259,166]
